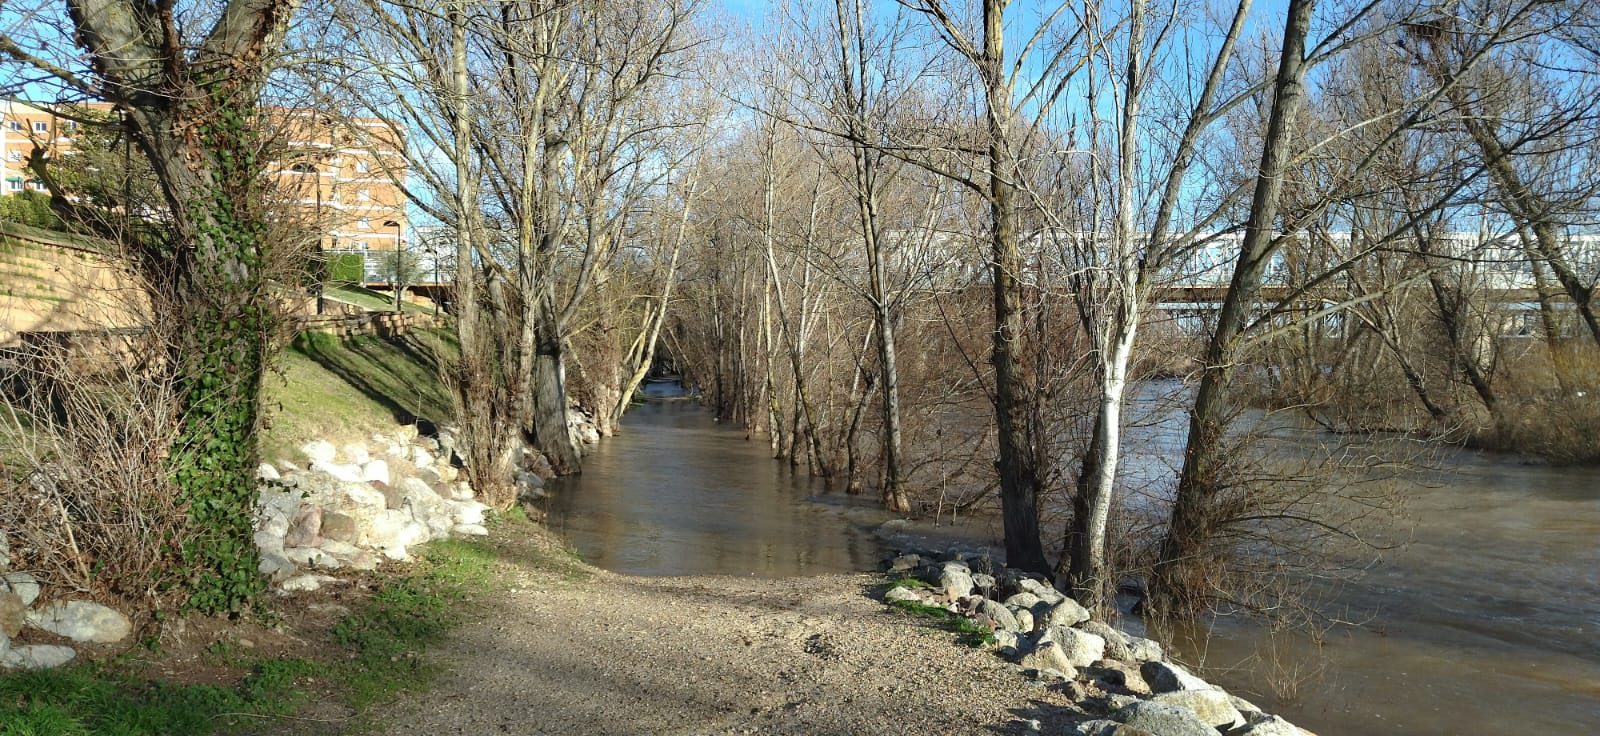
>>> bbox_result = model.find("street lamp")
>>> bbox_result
[384,219,403,312]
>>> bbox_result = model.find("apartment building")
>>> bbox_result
[273,110,408,284]
[0,101,74,195]
[0,102,408,285]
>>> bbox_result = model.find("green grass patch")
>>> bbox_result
[0,656,319,736]
[325,283,399,312]
[328,539,495,709]
[261,328,456,462]
[0,536,501,736]
[886,596,997,649]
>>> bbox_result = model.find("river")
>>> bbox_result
[543,380,1600,735]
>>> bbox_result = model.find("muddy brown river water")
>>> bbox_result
[544,381,1600,735]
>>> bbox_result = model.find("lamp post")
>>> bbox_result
[425,244,440,316]
[385,219,404,312]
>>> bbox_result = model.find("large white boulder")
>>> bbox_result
[1038,625,1106,668]
[365,510,429,550]
[26,600,132,644]
[2,644,76,670]
[1,573,41,607]
[299,440,337,465]
[341,443,371,465]
[313,462,366,484]
[411,446,435,469]
[449,499,491,527]
[255,463,280,481]
[362,459,392,485]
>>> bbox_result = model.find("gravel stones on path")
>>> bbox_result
[376,567,1084,736]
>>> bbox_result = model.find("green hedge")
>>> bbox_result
[328,252,365,283]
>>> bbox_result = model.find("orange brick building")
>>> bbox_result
[0,102,409,285]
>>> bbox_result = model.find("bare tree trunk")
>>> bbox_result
[1155,0,1317,613]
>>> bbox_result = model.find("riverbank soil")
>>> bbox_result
[343,526,1084,735]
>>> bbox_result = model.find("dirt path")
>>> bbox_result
[372,534,1085,736]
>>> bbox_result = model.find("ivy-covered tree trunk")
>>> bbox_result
[16,0,305,614]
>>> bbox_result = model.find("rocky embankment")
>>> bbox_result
[881,551,1312,736]
[0,419,573,673]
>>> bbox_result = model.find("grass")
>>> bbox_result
[324,283,401,313]
[0,533,502,736]
[883,585,997,648]
[261,329,456,462]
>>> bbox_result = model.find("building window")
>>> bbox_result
[7,121,19,132]
[31,121,47,134]
[6,151,20,162]
[356,160,370,174]
[357,189,370,201]
[357,217,371,229]
[6,179,19,192]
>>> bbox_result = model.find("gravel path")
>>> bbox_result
[376,537,1086,735]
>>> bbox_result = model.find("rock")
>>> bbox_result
[1039,625,1106,668]
[417,436,440,453]
[285,547,338,569]
[284,505,322,548]
[970,573,996,593]
[1126,636,1164,662]
[885,586,923,605]
[448,498,490,527]
[380,546,410,561]
[1017,577,1065,603]
[362,459,391,485]
[450,481,476,501]
[1151,690,1245,731]
[321,511,358,544]
[0,592,23,637]
[979,598,1021,632]
[341,443,371,465]
[1089,659,1149,695]
[1016,639,1076,677]
[370,480,403,509]
[412,446,435,469]
[314,462,365,483]
[939,563,974,600]
[256,463,280,481]
[1111,700,1216,736]
[365,510,429,549]
[279,574,337,593]
[1232,714,1310,736]
[1230,694,1265,718]
[1004,592,1043,610]
[347,551,382,571]
[26,600,132,644]
[394,424,419,443]
[993,629,1021,652]
[257,487,302,522]
[1023,667,1070,682]
[886,554,921,573]
[1077,620,1132,661]
[1076,719,1155,736]
[453,524,488,536]
[1011,606,1035,633]
[2,644,76,670]
[418,465,445,485]
[0,535,8,570]
[437,465,460,483]
[1036,598,1092,630]
[318,540,362,558]
[258,551,296,581]
[299,440,337,465]
[1,573,41,607]
[1140,660,1214,694]
[276,460,301,473]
